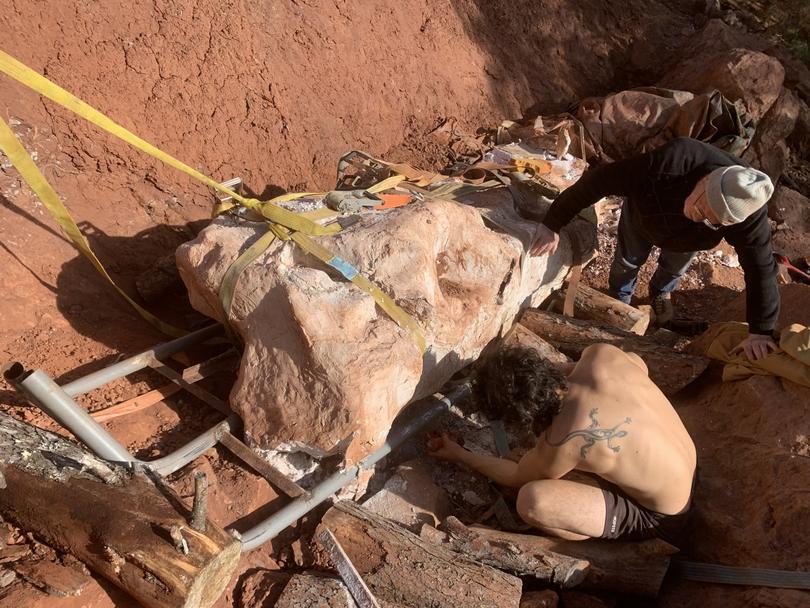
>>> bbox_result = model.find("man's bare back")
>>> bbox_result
[430,343,697,541]
[544,344,696,514]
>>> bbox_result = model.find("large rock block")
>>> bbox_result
[659,47,784,122]
[743,87,800,182]
[177,194,591,463]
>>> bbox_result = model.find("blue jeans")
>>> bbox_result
[608,209,696,304]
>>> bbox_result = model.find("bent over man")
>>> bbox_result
[531,137,777,360]
[430,345,696,543]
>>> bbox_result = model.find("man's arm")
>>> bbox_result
[725,207,780,358]
[429,434,575,487]
[541,154,647,233]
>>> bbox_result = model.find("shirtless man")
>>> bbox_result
[429,344,696,542]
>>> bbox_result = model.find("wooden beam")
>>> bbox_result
[468,525,678,597]
[319,501,522,608]
[519,310,708,395]
[218,432,305,498]
[0,413,241,608]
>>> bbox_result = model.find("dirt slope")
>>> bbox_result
[0,0,695,362]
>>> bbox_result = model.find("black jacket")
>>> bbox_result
[542,137,778,334]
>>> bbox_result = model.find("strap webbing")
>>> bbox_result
[0,50,426,350]
[218,229,278,326]
[672,560,810,590]
[0,119,186,336]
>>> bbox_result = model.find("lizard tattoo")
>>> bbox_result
[545,408,632,458]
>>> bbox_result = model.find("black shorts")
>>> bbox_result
[599,475,695,546]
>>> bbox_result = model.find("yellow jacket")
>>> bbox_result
[695,322,810,387]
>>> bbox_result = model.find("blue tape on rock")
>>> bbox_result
[328,256,359,280]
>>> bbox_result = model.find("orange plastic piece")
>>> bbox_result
[375,193,413,209]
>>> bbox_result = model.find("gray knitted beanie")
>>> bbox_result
[705,165,774,225]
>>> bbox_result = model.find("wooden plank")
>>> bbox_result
[317,527,381,608]
[219,432,306,498]
[319,501,522,608]
[91,383,181,422]
[91,350,237,422]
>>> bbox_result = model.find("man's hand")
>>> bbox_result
[734,333,778,361]
[530,223,560,256]
[427,432,468,463]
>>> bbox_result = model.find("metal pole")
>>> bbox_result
[147,416,239,477]
[4,362,239,476]
[238,382,471,551]
[5,364,135,463]
[60,324,223,397]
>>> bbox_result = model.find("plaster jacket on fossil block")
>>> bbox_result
[177,190,595,463]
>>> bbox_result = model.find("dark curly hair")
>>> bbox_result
[478,347,569,435]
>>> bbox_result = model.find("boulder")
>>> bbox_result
[787,97,810,160]
[658,47,784,123]
[177,192,593,463]
[768,187,810,231]
[742,88,800,182]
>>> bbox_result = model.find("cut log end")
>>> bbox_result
[559,560,590,589]
[183,539,241,608]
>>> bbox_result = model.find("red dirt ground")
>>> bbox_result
[1,1,805,607]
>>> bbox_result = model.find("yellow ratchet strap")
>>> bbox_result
[275,225,427,353]
[0,50,425,350]
[0,119,185,336]
[0,50,338,239]
[218,228,278,325]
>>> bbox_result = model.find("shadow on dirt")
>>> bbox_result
[445,0,698,118]
[48,218,210,373]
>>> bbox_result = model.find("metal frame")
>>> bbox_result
[3,325,472,550]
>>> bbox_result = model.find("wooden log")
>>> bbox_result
[564,284,650,335]
[275,573,356,608]
[519,310,709,395]
[431,517,589,588]
[319,500,522,608]
[0,412,241,608]
[467,526,678,598]
[502,324,570,364]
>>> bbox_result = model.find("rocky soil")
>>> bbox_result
[0,0,809,607]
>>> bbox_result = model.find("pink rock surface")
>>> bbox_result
[177,194,591,462]
[659,47,784,123]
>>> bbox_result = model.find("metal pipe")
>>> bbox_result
[238,382,472,551]
[60,323,223,397]
[4,362,240,476]
[5,363,135,463]
[146,415,239,477]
